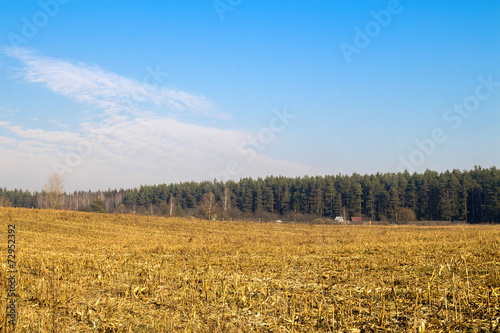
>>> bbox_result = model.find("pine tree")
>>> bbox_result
[241,180,253,213]
[311,178,324,216]
[417,176,429,220]
[440,190,453,221]
[389,186,399,221]
[461,173,473,222]
[262,184,274,213]
[335,191,342,218]
[91,198,106,213]
[280,185,291,214]
[324,178,337,217]
[348,182,363,217]
[448,172,461,220]
[366,189,376,219]
[253,182,263,213]
[405,178,417,211]
[137,186,152,207]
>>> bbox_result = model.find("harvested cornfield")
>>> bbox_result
[1,207,499,332]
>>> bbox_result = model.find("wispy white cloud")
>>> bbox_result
[1,47,321,191]
[48,119,68,128]
[4,46,222,118]
[2,124,80,144]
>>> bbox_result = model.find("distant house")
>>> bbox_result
[351,216,362,224]
[334,216,344,223]
[276,220,283,223]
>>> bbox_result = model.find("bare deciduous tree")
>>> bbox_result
[43,173,65,210]
[168,194,175,216]
[220,185,231,212]
[398,207,416,223]
[200,192,218,220]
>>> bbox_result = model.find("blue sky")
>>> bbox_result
[0,0,499,191]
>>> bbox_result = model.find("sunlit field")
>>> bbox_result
[1,208,499,332]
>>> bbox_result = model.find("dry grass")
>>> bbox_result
[0,207,499,332]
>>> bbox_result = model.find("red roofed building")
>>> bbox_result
[351,216,362,223]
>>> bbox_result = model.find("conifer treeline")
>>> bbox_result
[1,166,499,223]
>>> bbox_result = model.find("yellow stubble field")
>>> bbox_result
[0,207,499,332]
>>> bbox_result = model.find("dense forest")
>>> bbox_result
[1,166,499,223]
